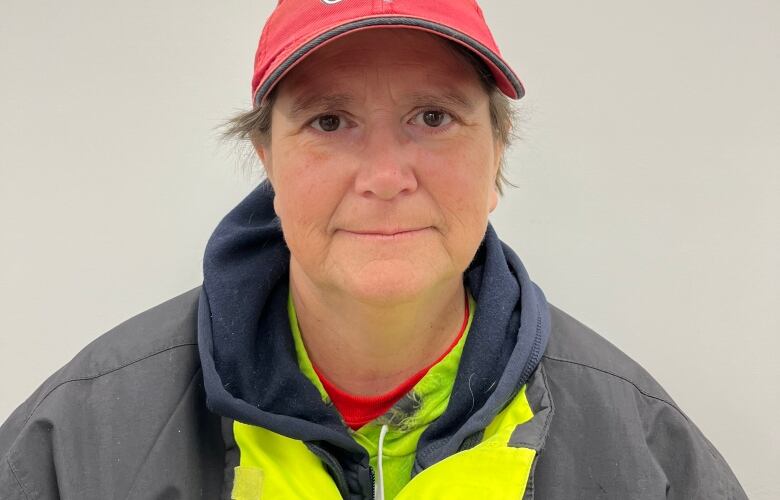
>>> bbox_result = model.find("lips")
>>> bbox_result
[339,227,432,240]
[344,227,428,236]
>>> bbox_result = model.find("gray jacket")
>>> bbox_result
[0,287,747,499]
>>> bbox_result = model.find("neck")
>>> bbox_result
[289,258,467,396]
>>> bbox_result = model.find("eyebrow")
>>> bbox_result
[287,93,355,120]
[285,89,477,120]
[407,91,477,113]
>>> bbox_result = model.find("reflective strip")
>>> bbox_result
[233,420,342,500]
[231,467,264,500]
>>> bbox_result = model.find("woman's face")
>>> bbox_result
[254,28,503,305]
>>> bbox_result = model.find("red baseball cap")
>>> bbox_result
[251,0,525,108]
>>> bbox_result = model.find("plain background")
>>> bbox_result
[1,1,777,497]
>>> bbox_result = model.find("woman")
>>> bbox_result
[1,1,746,498]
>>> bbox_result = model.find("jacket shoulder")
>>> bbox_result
[0,286,218,498]
[1,286,203,448]
[534,304,748,498]
[542,302,679,410]
[46,285,201,387]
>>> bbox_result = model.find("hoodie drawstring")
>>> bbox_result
[375,423,389,500]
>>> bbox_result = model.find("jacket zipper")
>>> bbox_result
[306,442,378,500]
[304,442,350,497]
[369,464,376,500]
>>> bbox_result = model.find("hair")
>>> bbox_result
[216,38,521,196]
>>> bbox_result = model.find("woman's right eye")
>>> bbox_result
[309,114,344,133]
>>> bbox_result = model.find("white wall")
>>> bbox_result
[1,1,777,497]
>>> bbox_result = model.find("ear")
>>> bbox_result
[488,183,499,213]
[250,135,273,181]
[488,140,503,214]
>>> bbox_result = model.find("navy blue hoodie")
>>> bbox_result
[197,179,550,497]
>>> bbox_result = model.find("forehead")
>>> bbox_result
[274,28,484,103]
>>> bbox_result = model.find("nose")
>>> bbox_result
[353,123,418,200]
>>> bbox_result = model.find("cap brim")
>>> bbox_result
[253,17,525,108]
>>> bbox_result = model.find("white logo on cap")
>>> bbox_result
[321,0,343,4]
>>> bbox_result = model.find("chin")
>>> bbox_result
[337,262,437,306]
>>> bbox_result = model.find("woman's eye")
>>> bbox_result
[411,109,454,129]
[310,114,344,132]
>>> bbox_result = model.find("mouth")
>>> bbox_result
[340,227,432,240]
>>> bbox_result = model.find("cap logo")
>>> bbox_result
[321,0,343,4]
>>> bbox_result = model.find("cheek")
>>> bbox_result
[416,137,495,268]
[419,138,495,219]
[272,145,344,240]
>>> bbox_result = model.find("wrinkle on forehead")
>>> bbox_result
[285,89,477,122]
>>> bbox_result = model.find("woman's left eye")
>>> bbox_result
[411,109,454,129]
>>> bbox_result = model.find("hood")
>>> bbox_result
[197,179,551,475]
